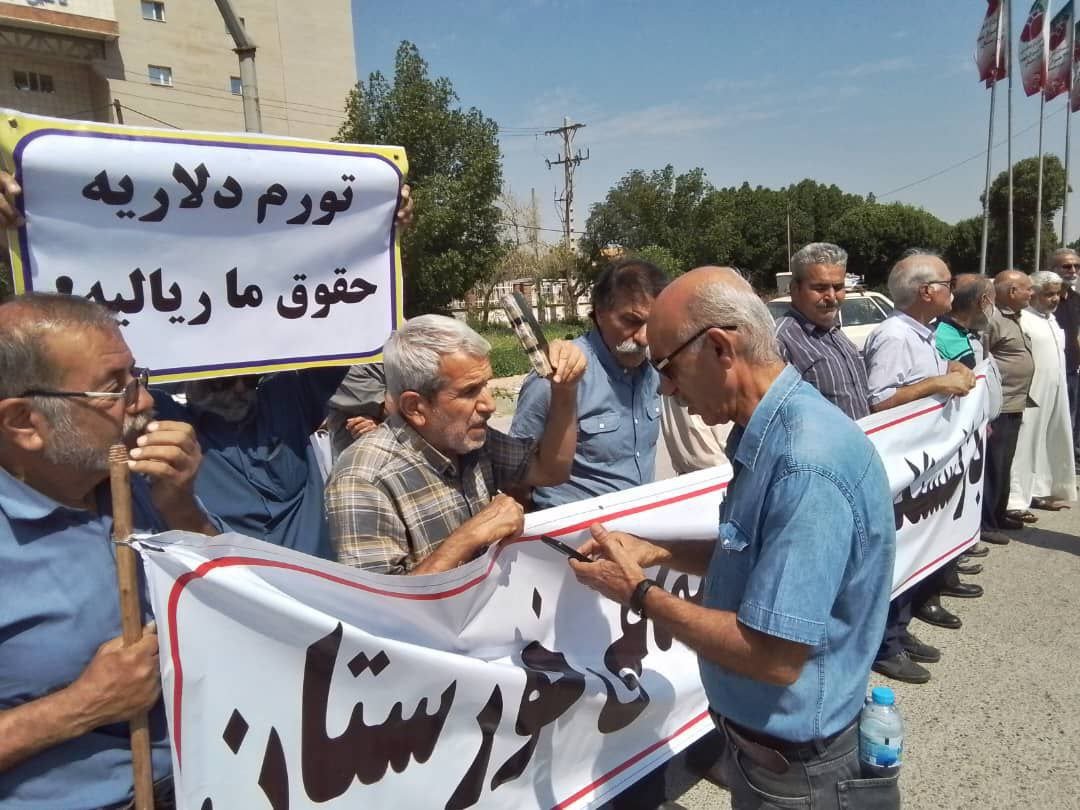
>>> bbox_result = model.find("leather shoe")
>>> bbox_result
[981,530,1011,545]
[901,632,941,663]
[997,515,1026,530]
[916,602,962,629]
[939,581,983,598]
[872,651,931,684]
[955,558,983,575]
[965,542,990,557]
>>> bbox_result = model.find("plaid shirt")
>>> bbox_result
[326,414,534,574]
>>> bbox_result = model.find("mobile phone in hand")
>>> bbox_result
[540,534,591,563]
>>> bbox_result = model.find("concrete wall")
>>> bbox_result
[0,47,106,119]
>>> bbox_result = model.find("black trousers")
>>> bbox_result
[982,412,1023,528]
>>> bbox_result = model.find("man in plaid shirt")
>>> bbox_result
[326,314,586,574]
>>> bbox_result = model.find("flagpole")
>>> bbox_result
[1065,84,1073,244]
[981,81,998,275]
[1008,0,1016,268]
[1036,92,1047,269]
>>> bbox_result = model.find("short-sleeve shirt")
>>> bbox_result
[702,366,895,742]
[0,468,174,809]
[864,311,947,407]
[986,307,1036,413]
[152,368,344,560]
[936,317,985,369]
[774,307,871,420]
[326,414,534,574]
[510,329,661,509]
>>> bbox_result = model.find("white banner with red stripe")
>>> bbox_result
[139,373,988,809]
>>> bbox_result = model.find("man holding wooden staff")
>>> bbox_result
[0,291,219,808]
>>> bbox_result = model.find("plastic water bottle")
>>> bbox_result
[859,686,903,777]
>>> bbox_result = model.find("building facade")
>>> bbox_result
[0,0,356,141]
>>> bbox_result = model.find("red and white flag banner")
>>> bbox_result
[140,375,990,809]
[1045,1,1074,99]
[977,0,1008,85]
[1021,0,1051,96]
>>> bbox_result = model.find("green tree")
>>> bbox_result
[986,154,1066,271]
[826,203,951,288]
[632,244,682,278]
[336,42,503,316]
[944,216,983,275]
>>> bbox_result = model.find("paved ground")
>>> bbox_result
[491,388,1080,810]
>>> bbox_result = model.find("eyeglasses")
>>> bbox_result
[923,280,952,290]
[21,367,150,408]
[1060,263,1080,270]
[651,325,737,378]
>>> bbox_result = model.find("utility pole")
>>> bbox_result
[545,117,589,319]
[213,0,262,132]
[545,117,589,245]
[112,99,124,125]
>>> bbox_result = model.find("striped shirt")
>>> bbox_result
[326,414,534,574]
[775,307,871,420]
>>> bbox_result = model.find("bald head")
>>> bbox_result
[887,253,949,309]
[994,269,1033,311]
[650,265,779,366]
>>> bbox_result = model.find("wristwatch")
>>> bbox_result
[629,578,660,618]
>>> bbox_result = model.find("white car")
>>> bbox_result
[767,290,895,350]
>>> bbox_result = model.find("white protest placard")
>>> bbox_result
[0,110,406,381]
[139,376,989,808]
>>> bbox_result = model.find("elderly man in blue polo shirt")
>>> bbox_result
[511,258,667,508]
[0,293,220,809]
[571,267,898,809]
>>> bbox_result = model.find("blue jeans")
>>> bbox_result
[716,716,900,810]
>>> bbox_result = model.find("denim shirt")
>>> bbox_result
[0,468,174,809]
[702,365,895,742]
[511,329,662,509]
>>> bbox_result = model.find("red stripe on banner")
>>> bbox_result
[864,376,986,436]
[166,478,728,767]
[553,710,713,809]
[890,529,981,598]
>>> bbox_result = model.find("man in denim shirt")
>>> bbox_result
[511,259,666,509]
[571,268,898,809]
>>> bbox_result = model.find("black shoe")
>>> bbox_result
[872,651,931,684]
[901,632,941,663]
[981,529,1012,545]
[965,542,990,557]
[916,602,963,629]
[955,558,983,575]
[939,581,983,598]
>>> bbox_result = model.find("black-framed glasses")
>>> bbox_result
[1060,263,1080,270]
[651,325,737,378]
[21,367,150,408]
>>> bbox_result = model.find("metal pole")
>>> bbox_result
[1065,96,1073,245]
[981,80,998,275]
[213,0,262,132]
[112,99,124,125]
[1008,0,1016,268]
[1036,93,1047,270]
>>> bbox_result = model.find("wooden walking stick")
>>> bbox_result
[109,444,156,810]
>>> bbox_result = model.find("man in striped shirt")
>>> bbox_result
[774,243,871,421]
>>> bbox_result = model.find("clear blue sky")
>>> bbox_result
[352,1,1073,242]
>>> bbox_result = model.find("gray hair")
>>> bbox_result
[1030,270,1063,292]
[686,281,780,365]
[1049,247,1079,267]
[888,252,946,309]
[0,293,119,421]
[790,242,848,283]
[384,314,491,399]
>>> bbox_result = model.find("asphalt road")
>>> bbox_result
[489,408,1080,809]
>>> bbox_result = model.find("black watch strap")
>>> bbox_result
[630,578,659,618]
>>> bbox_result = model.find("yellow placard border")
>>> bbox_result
[0,109,407,382]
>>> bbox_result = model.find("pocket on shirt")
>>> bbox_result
[578,412,622,463]
[836,773,900,810]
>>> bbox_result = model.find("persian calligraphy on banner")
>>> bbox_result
[140,376,989,809]
[0,109,407,382]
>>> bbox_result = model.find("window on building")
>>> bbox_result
[141,1,165,22]
[230,76,242,95]
[13,71,55,94]
[148,65,173,87]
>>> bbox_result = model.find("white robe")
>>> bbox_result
[1008,308,1078,509]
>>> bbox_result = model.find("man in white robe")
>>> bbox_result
[1009,271,1078,511]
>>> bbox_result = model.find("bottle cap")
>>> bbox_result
[871,686,895,706]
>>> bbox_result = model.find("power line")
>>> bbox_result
[117,102,181,129]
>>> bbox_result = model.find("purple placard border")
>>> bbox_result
[11,126,404,377]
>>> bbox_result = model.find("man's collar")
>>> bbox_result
[385,413,459,477]
[0,464,92,521]
[728,365,802,473]
[939,315,976,337]
[586,328,644,381]
[893,310,935,341]
[785,306,838,335]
